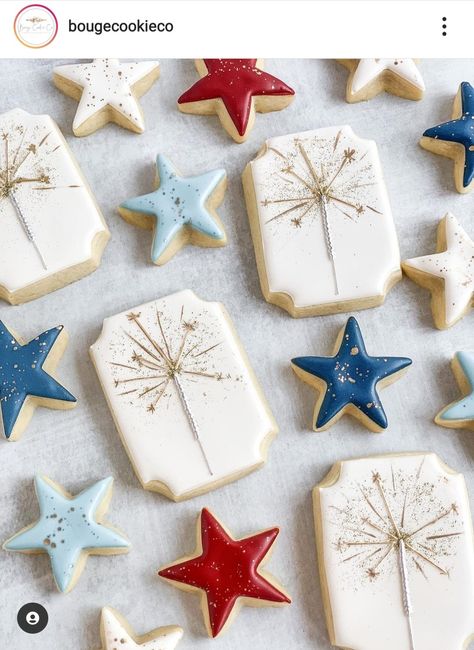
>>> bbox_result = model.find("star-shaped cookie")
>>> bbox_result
[99,607,183,650]
[402,213,474,329]
[177,59,295,143]
[4,476,130,592]
[338,59,425,102]
[158,508,291,637]
[53,58,160,136]
[435,351,474,430]
[0,322,76,441]
[118,154,227,265]
[291,316,412,432]
[420,81,474,193]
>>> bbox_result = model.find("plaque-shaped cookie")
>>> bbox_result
[242,125,401,317]
[313,452,474,650]
[90,290,278,501]
[0,108,109,304]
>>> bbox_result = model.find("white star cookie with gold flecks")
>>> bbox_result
[53,58,160,136]
[338,59,425,103]
[242,125,401,317]
[402,213,474,329]
[99,607,183,650]
[313,452,474,650]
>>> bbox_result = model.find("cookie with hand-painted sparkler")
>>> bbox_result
[3,475,129,593]
[338,59,425,103]
[53,58,160,136]
[0,108,109,305]
[420,82,474,193]
[98,607,183,650]
[402,213,474,329]
[313,452,474,650]
[291,317,411,432]
[242,125,401,317]
[118,155,227,266]
[0,321,76,441]
[90,290,277,502]
[158,508,291,637]
[177,59,295,143]
[435,351,474,430]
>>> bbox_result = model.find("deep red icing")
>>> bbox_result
[178,59,295,136]
[158,508,290,637]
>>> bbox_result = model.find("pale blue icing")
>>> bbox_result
[440,351,474,421]
[4,476,129,592]
[120,154,226,263]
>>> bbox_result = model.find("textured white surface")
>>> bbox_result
[0,58,473,650]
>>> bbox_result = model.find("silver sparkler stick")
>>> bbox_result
[399,539,416,650]
[9,190,47,269]
[319,194,339,295]
[173,373,214,476]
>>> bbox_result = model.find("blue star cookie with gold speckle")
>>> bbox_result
[435,351,474,430]
[291,316,412,432]
[4,475,130,593]
[118,155,227,265]
[420,81,474,193]
[0,322,76,441]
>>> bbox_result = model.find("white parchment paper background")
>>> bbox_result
[0,59,473,650]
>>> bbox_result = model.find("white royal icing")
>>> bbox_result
[101,608,183,650]
[350,59,425,95]
[247,125,400,311]
[315,453,474,650]
[54,58,160,133]
[403,213,474,327]
[90,290,277,499]
[0,108,108,295]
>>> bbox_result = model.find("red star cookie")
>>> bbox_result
[177,59,295,143]
[158,508,291,637]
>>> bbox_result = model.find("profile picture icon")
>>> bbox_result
[14,4,58,48]
[17,603,48,634]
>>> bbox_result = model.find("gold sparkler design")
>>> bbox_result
[0,124,80,269]
[262,130,381,295]
[110,307,227,476]
[333,462,463,650]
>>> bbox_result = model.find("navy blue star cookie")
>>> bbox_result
[421,81,474,193]
[291,317,412,432]
[0,322,76,441]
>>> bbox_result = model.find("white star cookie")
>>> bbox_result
[402,212,474,329]
[338,59,425,102]
[99,607,183,650]
[53,58,160,136]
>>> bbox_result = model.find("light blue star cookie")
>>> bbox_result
[436,351,474,430]
[4,475,130,593]
[118,155,227,265]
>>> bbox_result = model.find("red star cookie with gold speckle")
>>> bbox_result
[177,59,295,143]
[158,508,291,637]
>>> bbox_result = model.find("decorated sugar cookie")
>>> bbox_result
[338,59,425,102]
[0,321,76,441]
[90,290,278,501]
[242,125,401,317]
[53,58,160,136]
[158,508,291,637]
[118,155,227,265]
[291,317,412,432]
[98,607,183,650]
[177,59,295,143]
[402,213,474,329]
[435,351,474,430]
[313,452,474,650]
[0,109,109,304]
[4,476,129,593]
[420,82,474,193]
